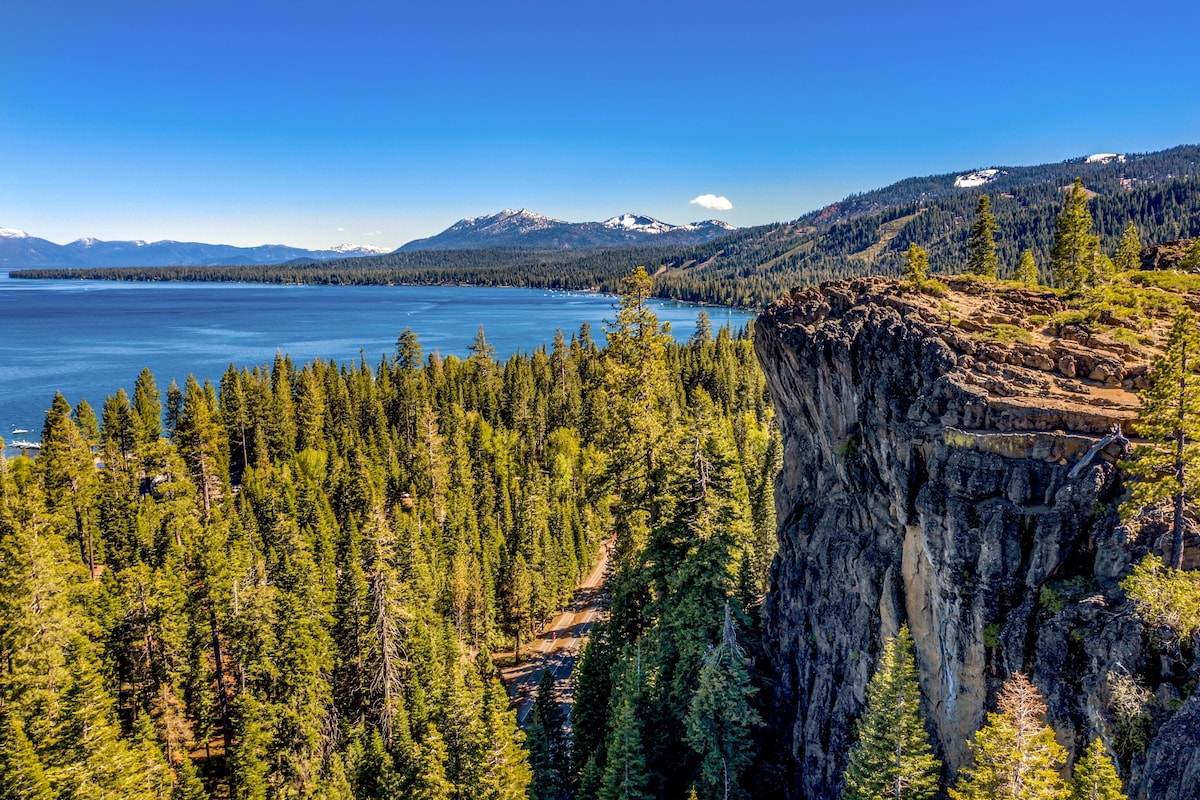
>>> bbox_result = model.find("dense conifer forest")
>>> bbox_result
[0,268,780,799]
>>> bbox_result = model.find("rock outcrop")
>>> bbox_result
[755,277,1199,800]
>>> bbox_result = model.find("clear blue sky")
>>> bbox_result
[2,0,1198,250]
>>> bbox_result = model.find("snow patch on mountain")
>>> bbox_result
[603,213,675,234]
[685,219,737,232]
[1086,153,1125,164]
[331,243,390,255]
[954,169,1005,188]
[0,227,29,238]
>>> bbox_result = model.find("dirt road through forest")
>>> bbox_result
[499,542,610,724]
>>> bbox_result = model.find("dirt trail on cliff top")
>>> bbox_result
[499,542,610,725]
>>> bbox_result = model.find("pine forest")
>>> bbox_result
[0,268,781,799]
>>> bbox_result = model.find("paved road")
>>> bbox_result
[500,542,610,725]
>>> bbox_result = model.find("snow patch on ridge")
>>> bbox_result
[0,227,30,238]
[954,169,1004,188]
[1086,153,1125,164]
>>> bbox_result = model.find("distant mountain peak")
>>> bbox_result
[0,228,400,269]
[686,219,737,231]
[331,243,390,255]
[603,213,675,234]
[400,210,738,251]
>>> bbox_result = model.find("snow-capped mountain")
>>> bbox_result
[603,213,677,235]
[331,243,391,255]
[0,228,395,269]
[400,210,736,251]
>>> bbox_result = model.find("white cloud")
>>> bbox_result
[690,194,733,211]
[337,226,345,232]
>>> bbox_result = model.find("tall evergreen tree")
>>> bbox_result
[949,672,1067,800]
[0,710,54,800]
[602,266,672,562]
[966,195,999,278]
[599,656,653,800]
[842,624,940,800]
[571,626,616,800]
[684,603,762,800]
[74,398,100,451]
[38,392,100,576]
[1068,737,1125,800]
[165,378,183,439]
[1050,178,1099,293]
[133,366,164,446]
[101,388,135,460]
[528,669,569,800]
[1123,309,1200,568]
[176,375,227,520]
[53,637,159,799]
[396,327,424,370]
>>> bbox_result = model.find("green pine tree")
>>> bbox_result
[571,626,616,799]
[602,266,673,563]
[1180,238,1200,271]
[528,669,569,800]
[0,710,54,800]
[1120,552,1200,644]
[842,624,940,800]
[1123,309,1200,568]
[229,691,271,800]
[1050,178,1100,293]
[966,195,999,278]
[903,244,929,287]
[1068,737,1125,800]
[1113,222,1142,273]
[684,603,762,800]
[599,656,653,800]
[411,723,453,800]
[1015,249,1040,287]
[133,366,164,447]
[950,671,1067,800]
[53,637,156,799]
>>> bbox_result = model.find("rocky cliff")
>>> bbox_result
[755,277,1200,799]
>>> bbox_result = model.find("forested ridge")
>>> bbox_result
[13,145,1200,309]
[0,268,779,799]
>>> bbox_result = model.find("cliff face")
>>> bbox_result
[755,278,1199,800]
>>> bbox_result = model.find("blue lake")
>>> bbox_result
[0,271,755,439]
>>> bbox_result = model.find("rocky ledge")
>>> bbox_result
[756,277,1199,800]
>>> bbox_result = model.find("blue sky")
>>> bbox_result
[2,0,1198,250]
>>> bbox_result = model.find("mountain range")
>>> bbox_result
[0,210,736,269]
[396,209,736,251]
[0,228,392,269]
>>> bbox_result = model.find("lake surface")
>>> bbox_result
[0,271,754,440]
